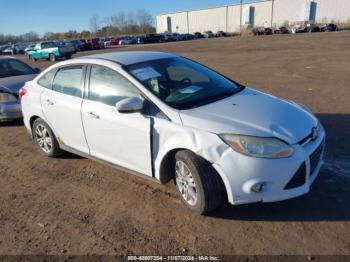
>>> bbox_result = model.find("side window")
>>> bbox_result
[89,65,140,106]
[38,70,56,89]
[52,66,83,97]
[41,42,56,49]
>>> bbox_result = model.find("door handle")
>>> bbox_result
[46,99,54,106]
[88,112,100,119]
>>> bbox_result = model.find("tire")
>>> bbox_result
[29,55,36,62]
[32,118,63,158]
[174,150,223,214]
[49,53,56,62]
[65,55,72,60]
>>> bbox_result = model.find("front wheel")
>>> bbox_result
[32,119,63,158]
[174,150,224,214]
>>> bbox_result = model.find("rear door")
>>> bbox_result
[81,64,152,176]
[40,65,89,154]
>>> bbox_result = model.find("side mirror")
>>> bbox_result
[34,67,41,73]
[116,97,144,114]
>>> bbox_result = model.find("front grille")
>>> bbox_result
[309,141,324,176]
[284,162,306,190]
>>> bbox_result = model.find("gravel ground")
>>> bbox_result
[0,32,350,258]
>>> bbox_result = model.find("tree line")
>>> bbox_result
[0,9,155,45]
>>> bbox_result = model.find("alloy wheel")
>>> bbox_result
[175,160,198,206]
[35,124,52,153]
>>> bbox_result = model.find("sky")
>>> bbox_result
[0,0,243,35]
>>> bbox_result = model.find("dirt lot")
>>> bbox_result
[1,32,350,258]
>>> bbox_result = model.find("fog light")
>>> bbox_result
[251,182,267,193]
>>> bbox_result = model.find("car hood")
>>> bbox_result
[0,74,37,94]
[179,87,318,145]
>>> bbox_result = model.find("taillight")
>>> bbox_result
[19,87,27,100]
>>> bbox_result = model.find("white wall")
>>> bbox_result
[188,7,227,33]
[156,12,188,34]
[156,0,350,34]
[315,0,350,23]
[273,0,307,25]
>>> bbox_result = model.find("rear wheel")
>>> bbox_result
[32,118,63,158]
[49,53,56,62]
[29,55,37,62]
[174,150,223,214]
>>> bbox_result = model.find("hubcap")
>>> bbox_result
[175,160,198,206]
[35,124,52,153]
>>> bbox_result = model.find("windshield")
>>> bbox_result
[126,57,244,109]
[0,59,36,78]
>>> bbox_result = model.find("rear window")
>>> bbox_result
[0,59,36,78]
[38,70,56,89]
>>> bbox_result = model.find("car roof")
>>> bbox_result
[83,51,177,66]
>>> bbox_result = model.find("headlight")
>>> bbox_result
[0,92,17,103]
[220,134,294,158]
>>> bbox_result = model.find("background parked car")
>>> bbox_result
[0,45,11,55]
[163,34,175,42]
[119,37,136,45]
[56,41,76,54]
[86,38,104,50]
[274,26,290,34]
[292,24,320,33]
[321,23,338,32]
[27,42,74,62]
[137,34,165,44]
[194,32,204,38]
[105,38,120,46]
[2,44,27,55]
[203,31,214,38]
[251,27,273,36]
[25,44,36,55]
[305,24,320,32]
[0,57,39,121]
[69,40,86,52]
[171,33,185,41]
[216,31,227,37]
[182,33,196,40]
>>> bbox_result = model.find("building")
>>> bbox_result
[156,0,350,34]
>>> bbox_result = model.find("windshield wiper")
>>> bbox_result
[190,92,234,109]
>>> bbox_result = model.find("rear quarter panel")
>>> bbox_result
[21,80,45,136]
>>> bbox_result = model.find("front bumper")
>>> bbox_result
[212,126,326,205]
[0,101,22,120]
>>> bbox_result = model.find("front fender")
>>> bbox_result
[153,118,228,180]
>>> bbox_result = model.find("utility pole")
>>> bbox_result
[187,11,190,34]
[226,5,228,32]
[239,0,243,35]
[271,0,275,27]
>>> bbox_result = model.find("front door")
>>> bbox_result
[81,64,152,176]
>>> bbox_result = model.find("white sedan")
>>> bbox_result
[20,51,325,214]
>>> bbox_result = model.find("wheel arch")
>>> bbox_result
[158,147,229,203]
[29,116,58,141]
[29,115,40,138]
